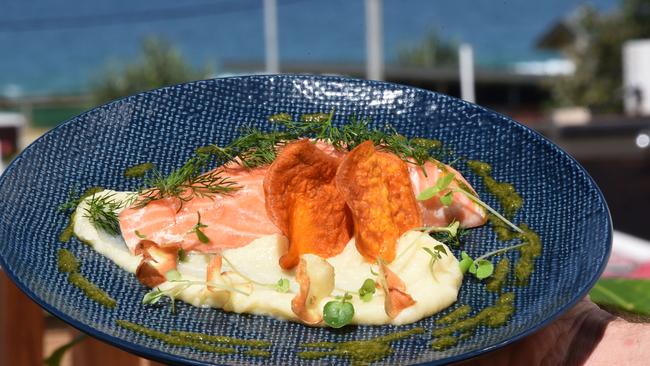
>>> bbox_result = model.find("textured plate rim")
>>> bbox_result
[0,74,612,366]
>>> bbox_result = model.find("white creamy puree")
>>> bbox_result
[74,190,463,325]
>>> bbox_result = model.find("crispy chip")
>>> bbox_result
[335,141,422,263]
[264,140,353,269]
[134,240,179,287]
[380,261,416,318]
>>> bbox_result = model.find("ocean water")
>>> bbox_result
[1,0,616,96]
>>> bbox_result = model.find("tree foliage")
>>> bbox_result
[396,29,458,68]
[548,0,650,112]
[91,37,211,104]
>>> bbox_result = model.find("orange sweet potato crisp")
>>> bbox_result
[264,140,353,269]
[335,141,422,263]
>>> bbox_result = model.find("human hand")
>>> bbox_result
[454,298,650,365]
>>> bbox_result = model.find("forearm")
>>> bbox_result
[584,318,650,365]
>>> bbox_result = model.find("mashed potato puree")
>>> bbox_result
[74,190,463,326]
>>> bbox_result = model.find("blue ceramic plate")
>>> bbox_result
[0,75,611,365]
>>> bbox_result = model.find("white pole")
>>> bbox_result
[459,43,475,103]
[264,0,279,74]
[365,0,383,80]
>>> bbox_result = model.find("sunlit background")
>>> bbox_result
[1,0,649,364]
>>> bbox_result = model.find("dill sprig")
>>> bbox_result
[59,186,104,212]
[196,127,296,169]
[134,156,239,208]
[279,112,444,166]
[196,111,445,169]
[83,193,125,236]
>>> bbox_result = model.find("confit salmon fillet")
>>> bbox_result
[119,165,280,254]
[119,144,486,255]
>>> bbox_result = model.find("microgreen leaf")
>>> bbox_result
[416,186,439,201]
[142,288,164,305]
[416,173,455,201]
[275,278,290,293]
[436,172,455,191]
[134,230,146,239]
[323,294,355,328]
[433,244,447,256]
[475,260,494,279]
[423,245,449,280]
[447,221,459,237]
[459,251,473,274]
[191,212,210,244]
[416,221,459,237]
[358,279,376,302]
[370,266,379,276]
[165,269,181,282]
[440,191,453,206]
[195,229,209,244]
[422,247,435,256]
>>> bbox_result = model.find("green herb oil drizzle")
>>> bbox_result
[431,293,515,350]
[466,161,522,218]
[123,162,155,178]
[436,305,472,325]
[486,258,510,292]
[116,320,270,357]
[467,160,542,286]
[57,249,116,309]
[298,328,424,365]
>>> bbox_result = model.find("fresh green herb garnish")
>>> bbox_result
[440,191,453,206]
[417,221,459,237]
[358,279,376,302]
[414,221,465,248]
[134,230,146,239]
[422,244,448,280]
[416,172,455,201]
[134,156,239,208]
[323,293,355,328]
[198,111,445,171]
[83,193,125,236]
[459,251,474,274]
[191,212,210,244]
[460,242,528,280]
[142,276,249,313]
[274,278,290,293]
[58,186,104,212]
[59,186,106,242]
[471,259,494,280]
